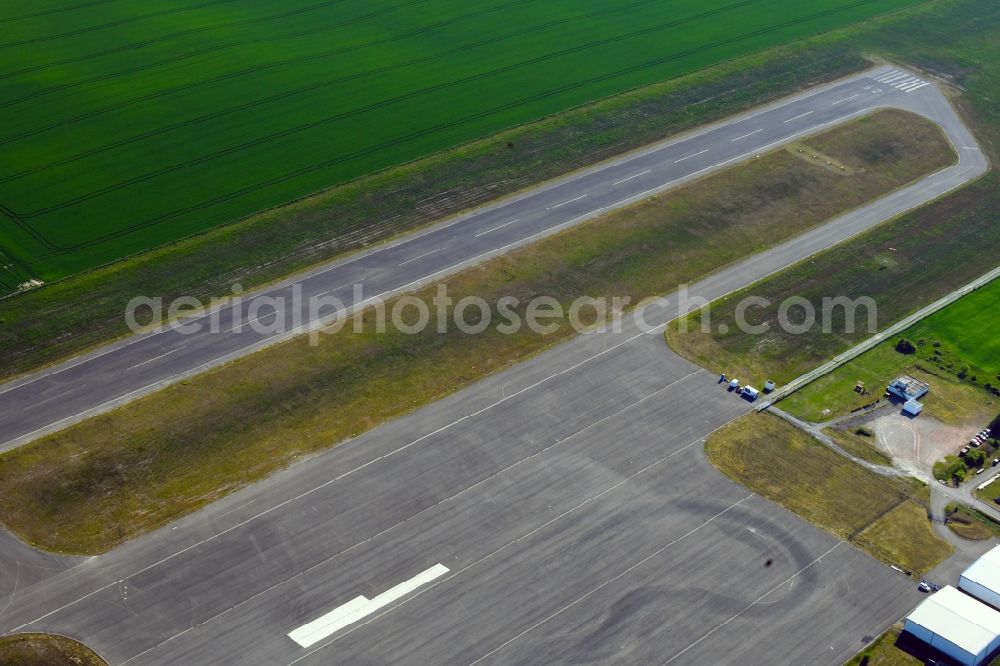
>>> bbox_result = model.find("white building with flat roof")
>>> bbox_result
[904,585,1000,666]
[961,544,1000,610]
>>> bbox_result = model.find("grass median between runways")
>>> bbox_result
[0,110,956,554]
[707,413,951,574]
[664,153,1000,396]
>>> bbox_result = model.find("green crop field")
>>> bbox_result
[0,0,922,289]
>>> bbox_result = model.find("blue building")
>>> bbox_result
[888,375,930,402]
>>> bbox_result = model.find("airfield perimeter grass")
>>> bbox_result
[667,0,1000,413]
[0,37,874,380]
[945,503,1000,541]
[706,414,950,574]
[665,202,1000,395]
[0,110,949,554]
[0,633,107,666]
[0,0,996,386]
[0,0,923,284]
[666,178,1000,422]
[0,2,949,382]
[824,427,893,467]
[845,626,922,666]
[778,277,1000,423]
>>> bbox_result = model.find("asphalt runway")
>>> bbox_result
[0,66,986,664]
[0,321,918,665]
[0,65,986,452]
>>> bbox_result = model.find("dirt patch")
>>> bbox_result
[868,413,975,477]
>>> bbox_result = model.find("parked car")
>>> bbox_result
[992,457,999,467]
[977,468,986,475]
[994,496,1000,506]
[918,582,932,593]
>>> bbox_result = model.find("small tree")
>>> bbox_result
[935,455,969,484]
[966,448,987,467]
[895,338,916,354]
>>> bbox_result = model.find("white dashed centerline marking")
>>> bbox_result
[783,111,813,124]
[475,219,520,237]
[33,386,86,408]
[550,193,588,209]
[316,282,356,298]
[229,311,279,333]
[128,346,185,370]
[730,128,762,142]
[398,247,442,266]
[831,94,859,105]
[674,149,709,163]
[612,170,651,186]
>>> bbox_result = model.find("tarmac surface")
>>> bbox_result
[0,64,987,452]
[0,66,987,664]
[0,316,920,666]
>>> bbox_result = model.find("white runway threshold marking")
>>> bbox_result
[288,564,449,648]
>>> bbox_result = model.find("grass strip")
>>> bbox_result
[666,157,1000,403]
[845,625,922,666]
[855,501,954,575]
[945,503,1000,540]
[706,413,951,574]
[667,0,1000,421]
[0,633,106,666]
[778,279,1000,424]
[825,427,893,466]
[0,110,951,554]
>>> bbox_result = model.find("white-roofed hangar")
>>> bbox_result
[961,544,1000,610]
[904,586,1000,666]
